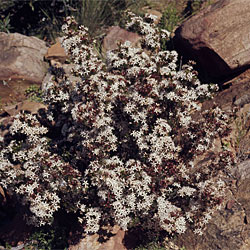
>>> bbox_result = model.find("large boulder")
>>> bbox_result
[174,0,250,79]
[0,32,48,83]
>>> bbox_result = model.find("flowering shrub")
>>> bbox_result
[0,13,235,237]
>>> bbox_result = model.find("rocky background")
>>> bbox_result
[0,0,250,249]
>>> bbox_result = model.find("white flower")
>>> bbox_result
[178,186,196,197]
[175,216,186,234]
[194,228,203,235]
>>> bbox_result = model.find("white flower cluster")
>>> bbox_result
[0,112,88,226]
[126,12,161,49]
[87,157,155,231]
[0,14,235,236]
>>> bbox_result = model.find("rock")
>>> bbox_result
[233,160,250,249]
[233,159,250,185]
[226,199,236,210]
[174,0,250,79]
[0,32,48,84]
[2,101,46,116]
[233,103,250,162]
[44,38,68,64]
[17,100,47,114]
[201,69,250,112]
[69,226,126,250]
[102,26,141,52]
[0,79,40,106]
[2,103,21,116]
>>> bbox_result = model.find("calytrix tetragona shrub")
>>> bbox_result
[0,13,235,236]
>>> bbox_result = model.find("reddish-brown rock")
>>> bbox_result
[44,38,68,63]
[1,101,46,117]
[69,226,126,250]
[17,100,47,114]
[0,79,41,106]
[200,69,250,112]
[102,26,141,52]
[1,102,21,117]
[174,0,250,79]
[0,32,48,84]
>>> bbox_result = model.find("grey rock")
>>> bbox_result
[0,32,49,84]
